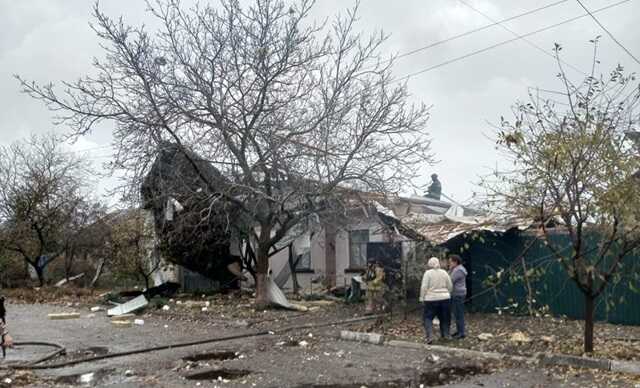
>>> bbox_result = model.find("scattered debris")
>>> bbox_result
[48,312,80,320]
[144,282,180,299]
[477,333,494,341]
[232,319,250,328]
[510,331,532,343]
[55,368,114,386]
[79,373,94,384]
[183,301,208,308]
[111,320,133,327]
[267,277,308,311]
[298,340,309,347]
[107,295,148,317]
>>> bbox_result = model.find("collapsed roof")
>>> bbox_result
[140,142,243,284]
[373,200,532,245]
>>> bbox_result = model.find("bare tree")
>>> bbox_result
[0,134,94,286]
[484,40,640,353]
[18,0,432,305]
[62,200,107,281]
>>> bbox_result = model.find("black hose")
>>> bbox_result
[5,313,388,370]
[0,341,66,370]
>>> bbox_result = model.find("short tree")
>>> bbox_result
[0,134,93,286]
[486,41,640,353]
[106,210,159,290]
[19,0,432,305]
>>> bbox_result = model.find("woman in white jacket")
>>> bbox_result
[420,257,453,343]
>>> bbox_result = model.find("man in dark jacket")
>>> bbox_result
[448,255,467,339]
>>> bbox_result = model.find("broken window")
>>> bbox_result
[349,229,369,269]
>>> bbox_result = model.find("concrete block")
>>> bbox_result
[610,360,640,375]
[540,354,611,371]
[340,330,385,345]
[385,340,425,350]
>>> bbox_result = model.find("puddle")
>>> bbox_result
[55,368,115,386]
[183,351,238,362]
[184,368,251,381]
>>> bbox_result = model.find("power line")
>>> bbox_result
[394,0,571,62]
[574,0,640,66]
[457,0,587,76]
[394,0,633,81]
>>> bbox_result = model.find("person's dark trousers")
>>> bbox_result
[451,295,466,337]
[437,299,451,338]
[423,299,451,340]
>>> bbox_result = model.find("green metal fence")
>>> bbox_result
[444,231,640,326]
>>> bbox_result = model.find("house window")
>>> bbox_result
[295,251,312,272]
[349,229,369,269]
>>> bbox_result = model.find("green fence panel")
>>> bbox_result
[445,231,640,326]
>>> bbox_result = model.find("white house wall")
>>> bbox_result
[335,219,387,287]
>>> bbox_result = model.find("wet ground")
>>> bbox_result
[1,300,639,387]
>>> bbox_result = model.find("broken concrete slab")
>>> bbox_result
[107,295,148,317]
[48,312,81,320]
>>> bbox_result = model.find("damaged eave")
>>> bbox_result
[376,205,533,245]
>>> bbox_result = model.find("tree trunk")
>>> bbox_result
[90,257,106,288]
[35,265,45,287]
[143,274,151,290]
[288,244,300,296]
[584,293,595,353]
[255,247,270,308]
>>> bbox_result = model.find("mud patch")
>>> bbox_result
[183,350,238,362]
[294,363,490,388]
[295,381,407,388]
[419,364,488,386]
[183,367,251,381]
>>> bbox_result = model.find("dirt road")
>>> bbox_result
[0,302,634,387]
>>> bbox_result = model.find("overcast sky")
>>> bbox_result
[1,0,639,206]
